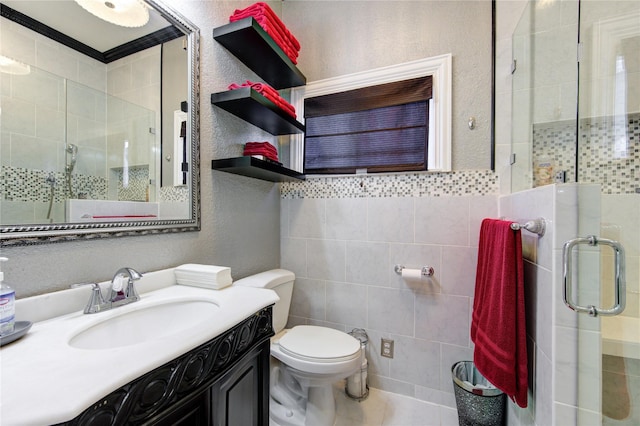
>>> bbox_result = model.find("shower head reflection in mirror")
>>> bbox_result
[65,144,79,199]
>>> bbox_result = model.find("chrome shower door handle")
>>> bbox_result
[562,235,626,317]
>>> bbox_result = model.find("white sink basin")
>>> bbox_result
[69,299,219,350]
[4,274,280,426]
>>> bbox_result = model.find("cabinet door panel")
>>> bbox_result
[214,341,270,426]
[224,367,258,425]
[147,388,211,426]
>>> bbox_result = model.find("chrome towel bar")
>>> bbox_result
[509,217,546,236]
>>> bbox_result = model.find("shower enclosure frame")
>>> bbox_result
[508,0,639,424]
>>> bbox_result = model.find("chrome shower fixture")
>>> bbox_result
[66,143,78,164]
[65,144,78,173]
[65,144,78,198]
[46,173,56,222]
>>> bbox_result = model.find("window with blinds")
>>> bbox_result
[303,76,432,174]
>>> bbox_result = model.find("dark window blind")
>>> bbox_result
[304,76,432,174]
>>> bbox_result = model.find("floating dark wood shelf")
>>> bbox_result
[213,17,306,90]
[211,88,305,135]
[212,16,306,183]
[212,156,305,182]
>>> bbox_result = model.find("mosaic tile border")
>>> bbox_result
[280,170,498,199]
[116,166,149,202]
[1,166,107,202]
[533,112,639,194]
[160,185,190,203]
[1,165,187,203]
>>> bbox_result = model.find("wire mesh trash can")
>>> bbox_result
[451,361,506,426]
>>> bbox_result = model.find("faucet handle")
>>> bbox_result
[71,282,99,289]
[71,282,105,314]
[125,269,142,302]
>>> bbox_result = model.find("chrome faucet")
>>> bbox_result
[110,267,142,304]
[72,267,143,314]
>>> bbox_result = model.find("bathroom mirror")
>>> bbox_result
[0,0,200,246]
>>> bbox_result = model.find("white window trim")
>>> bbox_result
[289,53,452,174]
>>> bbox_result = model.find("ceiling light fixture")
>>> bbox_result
[0,55,31,75]
[75,0,149,28]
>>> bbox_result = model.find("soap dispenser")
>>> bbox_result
[0,257,15,335]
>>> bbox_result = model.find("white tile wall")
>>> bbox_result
[501,183,603,426]
[281,192,498,408]
[501,184,556,425]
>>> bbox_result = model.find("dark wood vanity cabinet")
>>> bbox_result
[59,307,273,426]
[151,340,269,426]
[148,387,212,426]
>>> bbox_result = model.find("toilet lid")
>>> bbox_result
[278,325,361,362]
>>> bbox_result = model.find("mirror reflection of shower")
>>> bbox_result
[65,143,78,199]
[613,55,628,159]
[45,173,56,223]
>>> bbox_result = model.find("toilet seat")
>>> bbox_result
[271,326,362,375]
[279,325,361,362]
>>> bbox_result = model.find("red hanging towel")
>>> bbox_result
[471,218,528,408]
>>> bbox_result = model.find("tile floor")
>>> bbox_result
[333,382,460,426]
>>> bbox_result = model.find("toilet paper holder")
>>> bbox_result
[394,264,435,277]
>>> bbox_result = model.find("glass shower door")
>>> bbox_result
[577,1,640,424]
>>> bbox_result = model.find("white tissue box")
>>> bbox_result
[174,264,232,290]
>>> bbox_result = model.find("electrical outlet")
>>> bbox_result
[381,338,394,358]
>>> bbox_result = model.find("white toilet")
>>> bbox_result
[233,269,362,426]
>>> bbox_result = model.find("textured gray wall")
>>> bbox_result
[4,0,493,298]
[283,0,493,170]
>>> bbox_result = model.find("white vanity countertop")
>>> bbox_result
[0,270,278,426]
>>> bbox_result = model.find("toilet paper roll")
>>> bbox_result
[401,268,423,280]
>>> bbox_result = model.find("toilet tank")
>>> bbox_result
[233,269,295,333]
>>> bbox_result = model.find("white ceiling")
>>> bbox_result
[3,0,172,52]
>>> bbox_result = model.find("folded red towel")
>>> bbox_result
[471,218,528,408]
[230,2,300,50]
[244,151,279,162]
[244,148,277,156]
[244,149,278,157]
[228,81,296,118]
[249,82,296,116]
[232,15,298,63]
[245,142,278,153]
[242,151,278,162]
[245,141,277,147]
[243,142,279,162]
[230,2,300,64]
[251,16,299,61]
[243,151,278,162]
